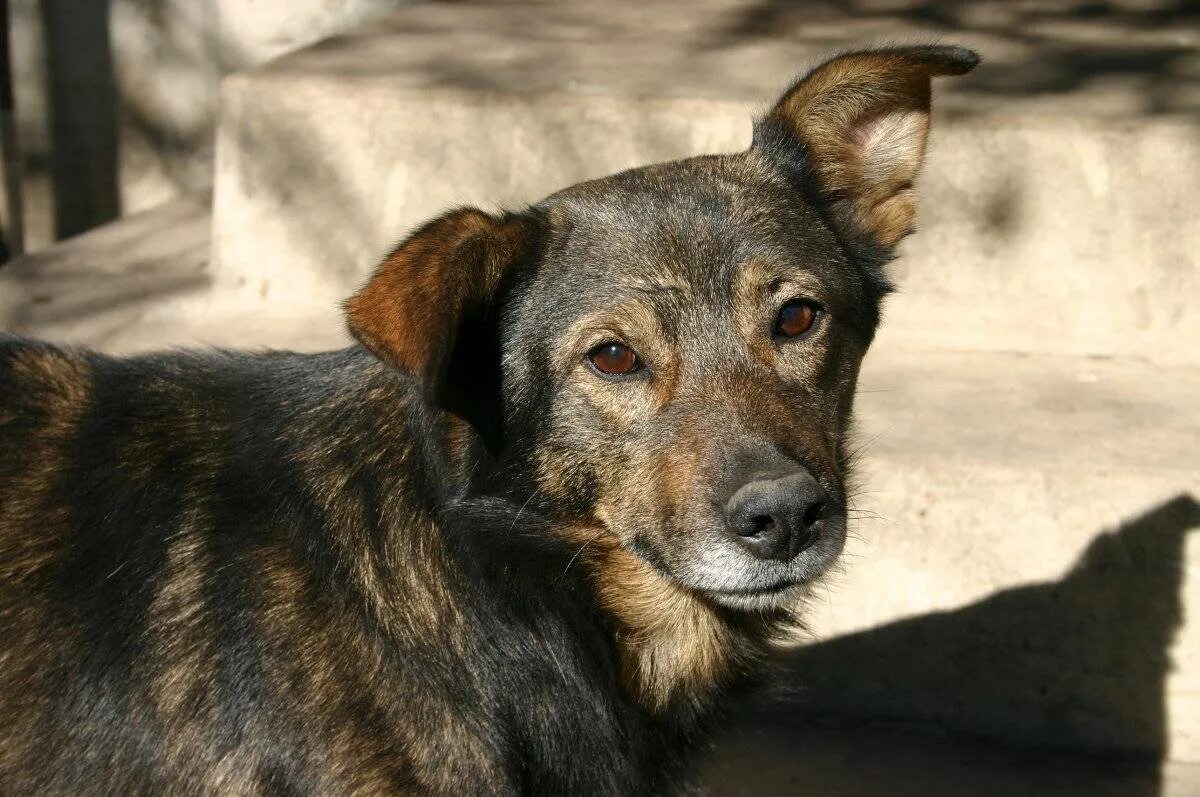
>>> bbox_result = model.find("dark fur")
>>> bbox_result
[0,47,977,794]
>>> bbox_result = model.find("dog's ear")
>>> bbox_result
[757,45,978,248]
[346,207,533,417]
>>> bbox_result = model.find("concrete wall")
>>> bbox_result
[1,0,413,253]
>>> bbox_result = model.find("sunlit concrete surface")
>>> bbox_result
[0,195,349,353]
[212,0,1200,364]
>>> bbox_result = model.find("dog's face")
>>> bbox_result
[347,46,978,610]
[500,158,877,609]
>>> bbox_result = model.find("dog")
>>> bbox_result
[0,46,977,794]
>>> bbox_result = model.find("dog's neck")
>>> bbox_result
[452,432,787,714]
[566,530,783,716]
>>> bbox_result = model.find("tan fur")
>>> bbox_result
[252,545,469,794]
[283,390,468,646]
[0,349,89,581]
[650,431,705,531]
[143,506,270,792]
[563,527,735,712]
[768,50,969,246]
[147,506,217,721]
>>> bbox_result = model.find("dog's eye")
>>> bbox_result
[774,299,821,338]
[586,342,641,376]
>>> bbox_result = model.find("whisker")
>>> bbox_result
[561,529,607,579]
[508,489,540,532]
[844,426,893,462]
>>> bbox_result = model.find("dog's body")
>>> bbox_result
[0,342,712,793]
[0,47,976,794]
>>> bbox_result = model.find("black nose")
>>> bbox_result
[724,471,828,561]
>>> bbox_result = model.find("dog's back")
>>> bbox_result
[0,341,443,791]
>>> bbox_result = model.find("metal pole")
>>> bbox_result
[0,0,24,262]
[40,0,119,241]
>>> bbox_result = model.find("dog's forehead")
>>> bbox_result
[534,153,846,299]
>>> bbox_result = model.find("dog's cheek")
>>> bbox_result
[533,434,601,521]
[574,369,660,433]
[596,447,666,546]
[530,391,627,522]
[803,335,870,458]
[589,440,653,541]
[753,330,863,472]
[641,430,712,565]
[586,417,705,574]
[536,374,650,509]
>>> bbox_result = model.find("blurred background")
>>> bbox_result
[0,1,1197,794]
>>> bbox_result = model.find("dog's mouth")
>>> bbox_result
[706,579,798,598]
[627,534,800,605]
[699,578,809,612]
[620,499,847,611]
[666,508,848,610]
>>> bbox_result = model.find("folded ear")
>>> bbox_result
[345,207,533,401]
[757,45,979,248]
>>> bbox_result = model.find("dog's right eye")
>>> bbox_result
[586,342,641,377]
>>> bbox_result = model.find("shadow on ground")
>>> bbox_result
[704,493,1200,795]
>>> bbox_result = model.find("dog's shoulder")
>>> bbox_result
[0,333,398,407]
[0,336,399,441]
[0,334,91,402]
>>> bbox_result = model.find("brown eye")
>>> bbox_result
[586,342,640,376]
[774,299,821,338]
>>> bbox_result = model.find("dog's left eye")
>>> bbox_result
[774,299,822,339]
[586,342,641,377]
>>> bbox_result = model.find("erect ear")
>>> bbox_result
[345,207,533,405]
[757,45,979,248]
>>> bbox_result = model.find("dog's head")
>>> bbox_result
[348,46,978,610]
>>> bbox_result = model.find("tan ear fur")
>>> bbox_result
[345,208,528,388]
[765,46,979,247]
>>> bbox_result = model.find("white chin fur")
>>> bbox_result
[705,583,806,612]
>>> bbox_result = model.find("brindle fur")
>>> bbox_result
[0,46,977,794]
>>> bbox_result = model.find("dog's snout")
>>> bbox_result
[724,472,828,561]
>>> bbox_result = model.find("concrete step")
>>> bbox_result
[0,196,212,347]
[815,338,1200,761]
[211,0,1200,365]
[0,195,350,354]
[4,209,1196,760]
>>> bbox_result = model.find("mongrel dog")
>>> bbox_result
[0,46,977,794]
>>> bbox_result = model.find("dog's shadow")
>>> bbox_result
[704,493,1200,796]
